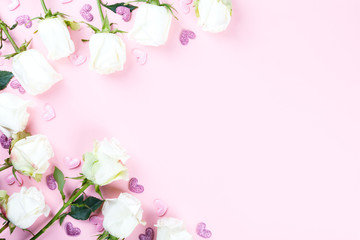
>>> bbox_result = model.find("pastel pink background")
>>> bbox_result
[1,0,360,239]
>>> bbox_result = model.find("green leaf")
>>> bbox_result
[101,2,138,13]
[160,3,178,20]
[69,194,104,220]
[9,23,18,30]
[12,167,18,182]
[64,20,81,31]
[0,71,13,90]
[95,185,103,199]
[9,222,15,234]
[81,39,89,42]
[102,15,111,33]
[82,22,101,33]
[59,213,68,226]
[53,167,66,202]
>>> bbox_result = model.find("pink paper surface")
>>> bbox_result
[1,0,360,239]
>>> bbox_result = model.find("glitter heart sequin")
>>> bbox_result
[16,15,32,28]
[116,6,131,22]
[129,177,144,193]
[10,79,25,94]
[153,199,168,217]
[180,30,196,45]
[132,49,147,65]
[89,215,104,232]
[0,134,11,149]
[46,174,57,190]
[196,222,212,238]
[65,222,81,236]
[139,227,154,240]
[64,156,81,169]
[80,4,94,22]
[43,104,56,121]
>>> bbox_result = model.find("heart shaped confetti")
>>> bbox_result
[0,134,11,149]
[16,15,32,28]
[43,104,56,121]
[116,6,131,22]
[153,199,168,217]
[5,173,23,186]
[89,215,104,232]
[61,0,73,4]
[8,0,20,11]
[179,0,193,14]
[129,177,144,193]
[46,174,57,190]
[132,49,147,65]
[10,79,25,94]
[80,4,94,22]
[180,30,196,46]
[69,54,87,66]
[196,222,212,238]
[64,156,81,169]
[139,227,154,240]
[65,222,81,236]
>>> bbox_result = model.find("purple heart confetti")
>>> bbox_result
[65,222,81,236]
[46,174,57,190]
[0,134,11,149]
[196,222,212,238]
[129,177,144,193]
[116,6,131,22]
[180,30,196,46]
[139,227,154,240]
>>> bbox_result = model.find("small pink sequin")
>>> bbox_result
[16,15,32,28]
[46,174,57,190]
[68,54,87,66]
[180,30,196,46]
[5,173,23,186]
[65,222,81,236]
[43,103,56,121]
[10,79,25,94]
[116,6,131,22]
[64,156,81,169]
[128,177,144,193]
[196,222,212,238]
[154,199,168,217]
[139,227,154,240]
[80,4,94,22]
[8,0,20,11]
[132,49,147,65]
[89,215,104,232]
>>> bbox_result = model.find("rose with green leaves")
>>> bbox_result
[195,0,232,33]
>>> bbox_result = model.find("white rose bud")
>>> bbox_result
[128,4,172,46]
[155,218,193,240]
[38,17,75,60]
[82,138,129,186]
[0,93,29,138]
[89,33,126,74]
[102,193,145,239]
[196,0,232,33]
[6,187,50,229]
[12,49,62,95]
[10,134,54,180]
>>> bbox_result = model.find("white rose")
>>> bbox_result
[128,4,172,46]
[0,93,29,137]
[12,49,62,95]
[38,17,75,60]
[155,218,193,240]
[196,0,232,33]
[102,193,145,239]
[89,33,126,74]
[10,134,54,180]
[6,187,50,229]
[82,138,129,185]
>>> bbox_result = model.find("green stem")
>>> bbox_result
[0,21,20,53]
[148,0,160,5]
[0,222,9,234]
[30,182,91,240]
[0,164,11,172]
[97,0,105,25]
[40,0,48,14]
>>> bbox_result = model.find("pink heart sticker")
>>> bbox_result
[64,156,81,169]
[132,49,147,65]
[8,0,20,11]
[89,215,104,232]
[43,104,56,121]
[69,54,87,66]
[154,199,168,217]
[5,173,23,186]
[196,222,212,238]
[179,1,191,14]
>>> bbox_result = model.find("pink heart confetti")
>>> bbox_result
[64,156,81,169]
[16,15,32,28]
[196,222,212,238]
[153,199,168,217]
[180,30,196,46]
[61,0,73,4]
[46,174,57,190]
[132,49,147,65]
[179,1,190,14]
[5,173,23,186]
[10,79,25,94]
[69,54,87,66]
[89,215,104,232]
[80,4,94,22]
[43,104,56,121]
[116,6,131,22]
[139,227,154,240]
[129,177,144,193]
[8,0,20,11]
[65,222,81,236]
[0,134,11,149]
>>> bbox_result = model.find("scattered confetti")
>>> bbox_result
[10,79,25,94]
[196,222,212,238]
[0,134,11,149]
[69,54,87,66]
[5,173,23,186]
[80,4,94,22]
[132,49,147,65]
[139,227,154,240]
[65,222,81,236]
[16,15,32,28]
[61,0,73,4]
[179,0,193,14]
[8,0,20,11]
[180,30,196,45]
[116,6,131,22]
[129,177,144,193]
[153,199,168,217]
[46,174,57,190]
[43,103,56,121]
[89,215,104,232]
[64,156,81,169]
